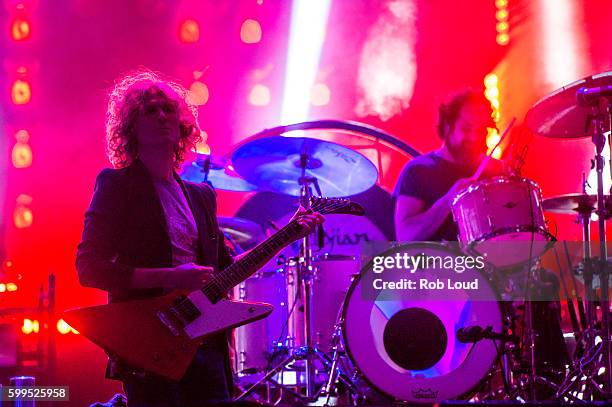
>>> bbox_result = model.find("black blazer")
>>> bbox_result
[76,159,233,303]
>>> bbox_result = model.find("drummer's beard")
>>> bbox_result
[447,138,486,168]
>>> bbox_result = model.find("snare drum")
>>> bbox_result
[452,176,554,267]
[342,243,502,403]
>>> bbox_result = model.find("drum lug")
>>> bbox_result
[487,215,495,228]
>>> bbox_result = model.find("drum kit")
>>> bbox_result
[179,72,612,405]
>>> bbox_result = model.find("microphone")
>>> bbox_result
[456,325,519,344]
[576,85,612,107]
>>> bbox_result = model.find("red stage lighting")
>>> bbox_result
[186,81,209,106]
[179,19,199,43]
[22,318,39,335]
[12,143,32,168]
[241,19,262,44]
[57,319,78,335]
[249,84,270,106]
[10,17,31,41]
[11,79,31,105]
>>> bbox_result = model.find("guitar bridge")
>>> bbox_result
[157,310,180,337]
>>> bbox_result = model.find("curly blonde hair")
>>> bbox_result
[105,69,202,169]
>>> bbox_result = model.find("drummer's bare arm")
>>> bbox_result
[395,177,473,241]
[395,196,452,241]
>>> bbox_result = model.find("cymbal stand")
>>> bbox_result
[591,97,612,397]
[237,154,330,404]
[557,97,612,401]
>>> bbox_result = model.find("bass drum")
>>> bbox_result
[342,243,502,403]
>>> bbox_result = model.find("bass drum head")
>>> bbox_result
[343,243,502,403]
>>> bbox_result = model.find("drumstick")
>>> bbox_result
[473,117,516,180]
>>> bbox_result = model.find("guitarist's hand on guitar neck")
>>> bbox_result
[131,263,214,290]
[289,206,325,241]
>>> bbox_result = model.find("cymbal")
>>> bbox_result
[180,154,258,192]
[218,216,265,247]
[231,136,378,197]
[543,193,611,215]
[525,71,612,139]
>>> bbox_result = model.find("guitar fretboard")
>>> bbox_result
[201,221,302,303]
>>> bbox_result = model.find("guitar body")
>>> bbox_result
[66,197,364,380]
[63,291,273,381]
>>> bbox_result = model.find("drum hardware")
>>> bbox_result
[528,71,612,401]
[318,283,367,407]
[234,138,372,403]
[552,244,583,350]
[180,152,258,192]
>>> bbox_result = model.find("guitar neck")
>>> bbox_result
[201,221,301,302]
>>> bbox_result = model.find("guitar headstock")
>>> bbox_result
[308,196,365,216]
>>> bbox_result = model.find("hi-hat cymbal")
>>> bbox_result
[543,193,611,215]
[230,136,378,197]
[218,217,265,247]
[525,71,612,139]
[180,154,258,192]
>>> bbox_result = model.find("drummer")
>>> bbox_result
[394,90,502,242]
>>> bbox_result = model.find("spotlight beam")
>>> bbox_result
[280,0,332,125]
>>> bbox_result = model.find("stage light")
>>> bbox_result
[12,143,32,168]
[4,260,13,269]
[496,21,509,33]
[14,205,33,229]
[11,79,31,105]
[495,10,509,21]
[485,87,499,100]
[310,83,330,106]
[249,84,270,106]
[179,19,199,43]
[10,17,31,41]
[539,0,582,88]
[186,81,209,106]
[484,73,498,88]
[495,0,508,7]
[56,319,71,334]
[0,284,5,293]
[496,33,509,46]
[22,319,35,335]
[487,129,502,159]
[281,0,331,123]
[495,0,510,47]
[14,195,32,228]
[195,141,210,155]
[15,129,30,142]
[56,319,78,335]
[240,19,262,44]
[6,283,17,292]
